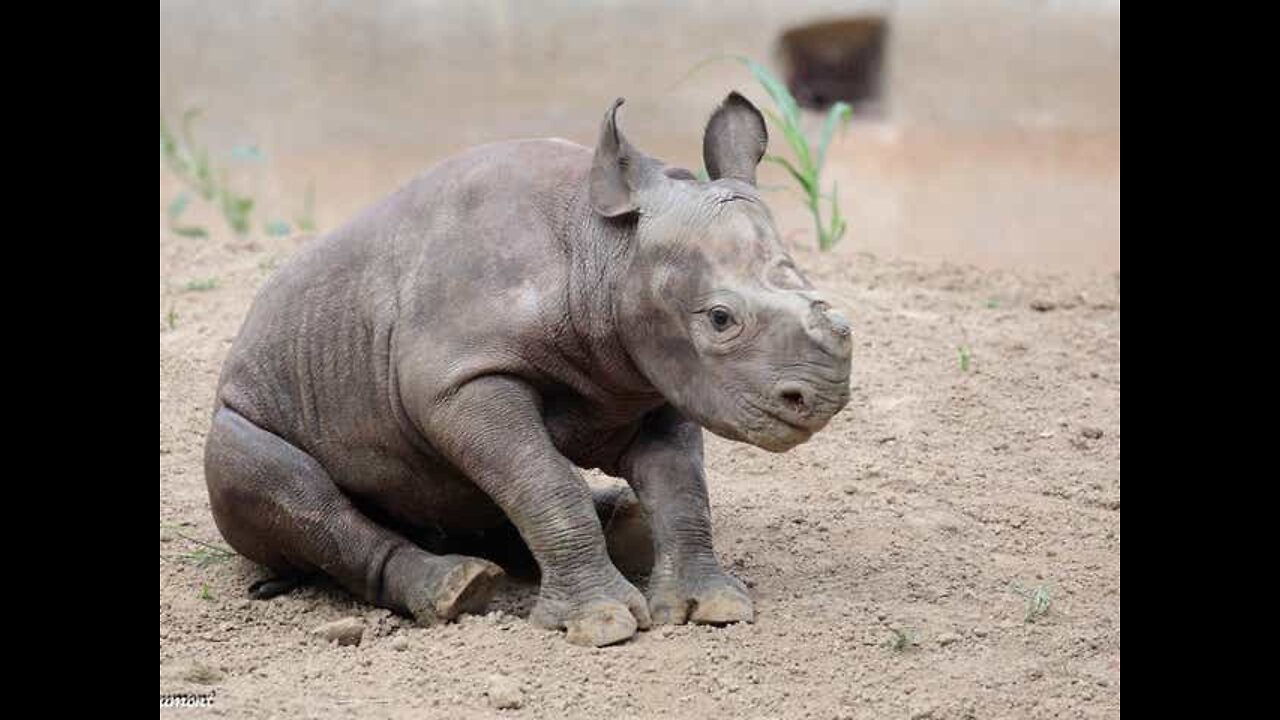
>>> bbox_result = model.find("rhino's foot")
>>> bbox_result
[647,568,754,626]
[530,573,651,647]
[397,553,504,626]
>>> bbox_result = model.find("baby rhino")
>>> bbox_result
[206,93,853,646]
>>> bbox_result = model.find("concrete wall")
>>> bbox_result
[159,0,1120,273]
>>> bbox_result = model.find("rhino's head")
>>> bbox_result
[591,93,853,452]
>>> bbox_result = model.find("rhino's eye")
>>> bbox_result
[708,306,734,332]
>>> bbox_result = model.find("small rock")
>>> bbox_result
[937,632,961,647]
[486,674,524,710]
[390,634,410,652]
[313,617,365,646]
[1081,427,1104,439]
[1030,299,1057,312]
[182,662,223,685]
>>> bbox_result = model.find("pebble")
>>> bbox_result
[486,674,524,710]
[313,617,365,646]
[182,662,223,685]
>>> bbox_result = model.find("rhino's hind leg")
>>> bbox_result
[594,486,655,580]
[204,407,502,624]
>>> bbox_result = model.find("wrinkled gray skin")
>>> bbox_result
[205,93,852,647]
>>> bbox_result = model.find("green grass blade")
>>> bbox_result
[730,55,800,129]
[233,144,265,162]
[673,53,799,131]
[219,171,255,236]
[827,181,846,249]
[816,102,853,174]
[183,277,219,292]
[173,226,209,238]
[167,192,191,222]
[160,115,193,180]
[761,108,814,178]
[765,155,814,197]
[167,191,207,238]
[194,148,214,199]
[738,57,820,178]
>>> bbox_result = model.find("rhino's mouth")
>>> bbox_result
[752,423,814,453]
[761,407,814,435]
[738,402,817,452]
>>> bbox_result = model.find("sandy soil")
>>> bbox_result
[160,203,1120,718]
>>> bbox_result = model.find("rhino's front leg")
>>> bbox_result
[619,406,754,625]
[418,376,650,646]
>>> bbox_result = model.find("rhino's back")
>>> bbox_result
[214,138,592,497]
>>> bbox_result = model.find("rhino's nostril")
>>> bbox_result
[780,389,807,413]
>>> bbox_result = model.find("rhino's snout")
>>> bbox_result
[756,300,853,445]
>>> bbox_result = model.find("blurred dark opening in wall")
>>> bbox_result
[779,17,887,116]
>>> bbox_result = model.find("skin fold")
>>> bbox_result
[204,93,853,646]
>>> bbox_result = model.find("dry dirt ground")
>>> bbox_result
[160,218,1120,719]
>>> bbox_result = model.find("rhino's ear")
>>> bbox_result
[702,91,768,186]
[589,97,645,218]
